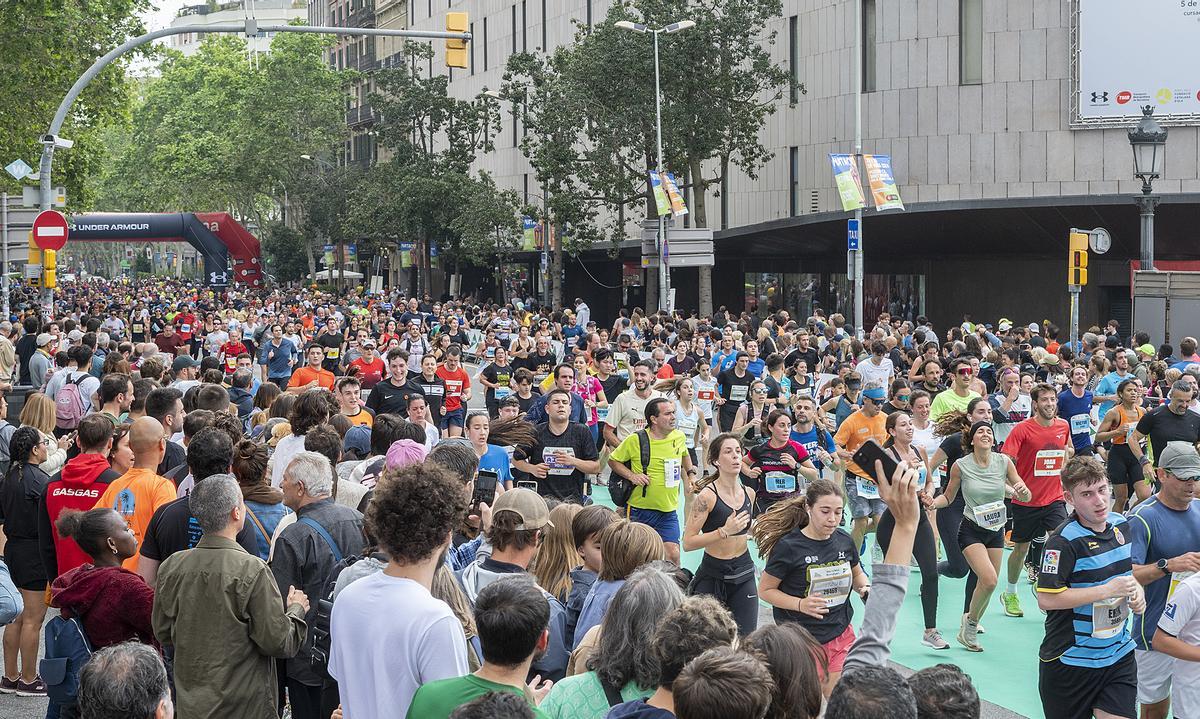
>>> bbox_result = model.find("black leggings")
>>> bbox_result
[877,509,939,630]
[933,495,980,613]
[689,551,758,636]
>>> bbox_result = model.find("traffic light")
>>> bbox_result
[1068,231,1088,286]
[446,12,468,68]
[42,249,56,289]
[26,232,42,288]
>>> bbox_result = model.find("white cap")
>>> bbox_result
[1027,323,1040,334]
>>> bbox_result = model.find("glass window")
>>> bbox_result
[862,0,877,92]
[789,147,800,217]
[789,16,799,104]
[960,0,983,85]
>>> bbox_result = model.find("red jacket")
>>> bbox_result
[38,453,120,580]
[51,564,156,650]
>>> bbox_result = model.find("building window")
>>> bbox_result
[788,16,799,104]
[586,0,592,31]
[470,22,475,74]
[522,1,527,52]
[789,147,799,217]
[483,17,489,70]
[512,5,518,55]
[523,174,529,204]
[960,0,983,85]
[542,0,548,51]
[862,0,877,92]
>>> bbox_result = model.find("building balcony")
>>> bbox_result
[347,104,379,127]
[346,1,375,28]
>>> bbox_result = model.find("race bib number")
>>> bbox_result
[543,447,576,475]
[972,500,1007,531]
[494,386,512,400]
[132,324,143,333]
[325,347,340,360]
[633,418,647,431]
[764,471,796,494]
[596,405,609,422]
[855,475,880,499]
[1070,413,1090,435]
[808,563,852,607]
[663,458,682,488]
[1092,596,1129,640]
[1170,571,1196,600]
[697,389,715,401]
[445,380,463,399]
[1033,449,1066,477]
[180,324,191,334]
[729,385,749,402]
[226,357,237,370]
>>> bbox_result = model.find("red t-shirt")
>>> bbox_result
[436,365,471,412]
[350,356,386,388]
[174,313,197,340]
[154,332,185,356]
[221,341,248,372]
[1002,417,1071,507]
[656,364,675,380]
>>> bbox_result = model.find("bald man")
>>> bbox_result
[95,417,177,571]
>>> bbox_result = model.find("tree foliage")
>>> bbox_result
[0,0,150,210]
[261,221,311,283]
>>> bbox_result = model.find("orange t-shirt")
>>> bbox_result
[833,409,888,478]
[343,408,374,428]
[95,468,177,571]
[288,366,336,390]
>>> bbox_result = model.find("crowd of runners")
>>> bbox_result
[0,277,1197,719]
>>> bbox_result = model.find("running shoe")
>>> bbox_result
[1000,591,1024,617]
[0,675,17,694]
[15,676,46,697]
[962,613,986,633]
[957,616,983,652]
[922,628,950,650]
[1025,562,1039,584]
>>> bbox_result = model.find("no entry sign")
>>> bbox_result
[32,210,69,251]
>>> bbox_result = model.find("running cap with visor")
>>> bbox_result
[1159,441,1200,479]
[492,488,554,530]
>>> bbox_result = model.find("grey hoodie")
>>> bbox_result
[457,556,570,681]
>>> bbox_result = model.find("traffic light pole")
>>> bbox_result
[1069,284,1080,355]
[36,20,472,308]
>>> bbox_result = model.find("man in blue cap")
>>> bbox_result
[834,382,890,555]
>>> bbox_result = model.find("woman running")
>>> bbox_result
[875,411,945,649]
[465,411,514,489]
[927,398,993,588]
[928,421,1031,651]
[910,390,940,460]
[683,433,758,636]
[1095,378,1149,512]
[572,354,608,447]
[754,479,869,697]
[743,410,819,515]
[732,379,773,447]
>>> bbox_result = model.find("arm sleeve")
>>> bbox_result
[1158,581,1199,636]
[603,394,622,430]
[1036,534,1076,594]
[842,563,911,675]
[1127,513,1152,566]
[580,426,599,461]
[1135,411,1154,436]
[246,565,308,658]
[763,537,798,582]
[364,386,381,413]
[269,529,304,598]
[415,615,470,683]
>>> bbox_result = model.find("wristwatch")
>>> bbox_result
[1157,558,1170,575]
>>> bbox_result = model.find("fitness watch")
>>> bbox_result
[1157,558,1170,575]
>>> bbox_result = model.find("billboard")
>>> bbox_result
[1077,0,1200,124]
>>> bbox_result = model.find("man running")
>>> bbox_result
[929,357,980,422]
[833,384,889,555]
[1001,382,1073,617]
[1058,364,1096,457]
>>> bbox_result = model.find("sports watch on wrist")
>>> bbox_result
[1157,558,1170,575]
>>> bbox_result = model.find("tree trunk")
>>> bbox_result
[551,222,563,309]
[689,157,708,229]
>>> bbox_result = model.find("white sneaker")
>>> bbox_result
[922,628,949,650]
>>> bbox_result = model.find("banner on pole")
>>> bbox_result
[399,242,414,269]
[829,154,866,211]
[649,172,672,217]
[863,155,905,211]
[521,217,538,251]
[662,172,688,217]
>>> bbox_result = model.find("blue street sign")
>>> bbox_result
[847,219,860,250]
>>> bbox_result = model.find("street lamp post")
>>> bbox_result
[616,19,695,314]
[1128,106,1168,271]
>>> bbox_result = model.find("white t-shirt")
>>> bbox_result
[270,433,308,487]
[1159,573,1200,717]
[857,357,894,389]
[329,573,469,719]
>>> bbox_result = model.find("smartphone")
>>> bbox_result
[516,480,539,492]
[851,439,900,484]
[472,470,499,509]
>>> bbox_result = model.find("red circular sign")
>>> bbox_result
[1117,90,1133,105]
[31,210,68,251]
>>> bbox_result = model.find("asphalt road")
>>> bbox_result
[0,367,1032,718]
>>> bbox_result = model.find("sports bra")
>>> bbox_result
[701,484,753,536]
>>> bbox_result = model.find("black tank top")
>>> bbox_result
[701,484,753,536]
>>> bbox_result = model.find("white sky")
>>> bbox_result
[142,0,192,31]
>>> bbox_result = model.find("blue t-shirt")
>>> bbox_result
[1125,496,1200,650]
[561,325,583,343]
[789,426,837,474]
[479,443,513,486]
[711,351,737,373]
[1057,389,1095,451]
[745,357,766,378]
[259,340,298,379]
[1094,371,1133,420]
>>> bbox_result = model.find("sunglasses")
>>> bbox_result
[896,394,912,401]
[753,388,768,394]
[957,368,974,375]
[1167,472,1200,482]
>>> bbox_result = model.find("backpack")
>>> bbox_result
[40,615,93,706]
[609,430,651,509]
[55,375,88,430]
[309,551,386,683]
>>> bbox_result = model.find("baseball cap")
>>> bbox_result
[491,488,553,530]
[36,333,54,347]
[1159,441,1200,479]
[498,395,521,409]
[361,338,376,348]
[1137,343,1156,357]
[172,355,200,372]
[862,386,887,401]
[1027,323,1040,334]
[998,318,1013,332]
[67,329,84,342]
[343,425,371,459]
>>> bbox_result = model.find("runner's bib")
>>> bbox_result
[972,500,1007,531]
[596,405,609,422]
[494,386,512,400]
[1092,596,1129,640]
[729,385,749,402]
[663,458,682,488]
[764,471,796,494]
[697,389,716,401]
[543,447,576,475]
[1033,449,1066,477]
[445,380,463,399]
[325,347,340,360]
[1170,571,1196,600]
[1070,413,1090,435]
[855,475,880,499]
[808,563,853,607]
